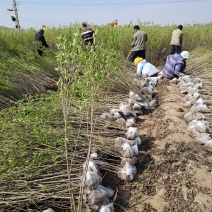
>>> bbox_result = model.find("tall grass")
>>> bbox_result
[0,23,211,107]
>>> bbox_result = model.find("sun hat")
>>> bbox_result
[180,51,190,59]
[134,57,143,66]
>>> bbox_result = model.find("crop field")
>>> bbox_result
[0,23,211,211]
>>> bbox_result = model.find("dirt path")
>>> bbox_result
[112,79,212,212]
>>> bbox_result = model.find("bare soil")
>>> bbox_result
[104,78,212,212]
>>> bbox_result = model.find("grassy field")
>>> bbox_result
[0,23,211,211]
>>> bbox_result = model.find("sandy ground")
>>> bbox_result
[106,78,212,212]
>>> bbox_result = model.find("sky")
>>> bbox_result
[0,0,212,29]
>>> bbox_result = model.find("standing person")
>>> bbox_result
[170,25,183,54]
[162,51,190,79]
[81,23,94,46]
[127,25,148,63]
[34,29,49,56]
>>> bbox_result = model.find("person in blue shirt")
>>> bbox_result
[162,51,190,79]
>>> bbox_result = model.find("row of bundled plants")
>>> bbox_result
[0,22,211,211]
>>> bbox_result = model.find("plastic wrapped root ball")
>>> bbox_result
[125,127,139,140]
[113,112,122,119]
[116,117,126,125]
[83,171,102,191]
[43,209,55,212]
[119,102,132,116]
[114,137,136,148]
[135,136,142,145]
[126,118,136,127]
[101,113,114,121]
[117,162,137,181]
[96,185,115,198]
[121,143,138,158]
[184,111,193,123]
[87,186,108,205]
[193,112,205,121]
[194,133,211,145]
[83,160,99,173]
[99,202,115,212]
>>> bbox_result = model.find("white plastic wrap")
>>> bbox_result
[121,143,135,158]
[184,101,192,108]
[193,112,205,121]
[116,118,126,125]
[193,92,201,100]
[169,78,177,84]
[187,120,199,136]
[95,185,115,198]
[117,162,137,181]
[83,161,99,173]
[135,136,142,145]
[142,87,153,101]
[125,127,139,140]
[90,152,98,159]
[194,133,211,144]
[195,121,206,133]
[84,171,102,191]
[194,104,209,113]
[126,118,136,127]
[148,99,157,109]
[115,137,136,147]
[181,94,192,103]
[133,103,142,111]
[113,112,122,119]
[114,137,128,148]
[101,113,114,121]
[87,186,108,205]
[129,91,136,98]
[187,120,206,134]
[194,82,202,89]
[179,75,191,83]
[43,208,55,212]
[99,203,115,212]
[137,101,148,107]
[184,111,193,123]
[187,87,199,95]
[110,108,121,115]
[195,98,204,105]
[119,103,131,116]
[204,139,212,147]
[146,77,158,87]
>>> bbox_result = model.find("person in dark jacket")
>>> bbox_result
[34,29,49,56]
[162,51,190,79]
[81,23,94,46]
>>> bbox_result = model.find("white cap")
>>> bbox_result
[180,51,190,59]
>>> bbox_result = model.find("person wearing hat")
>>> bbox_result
[81,23,94,46]
[134,57,160,77]
[127,25,148,62]
[170,25,183,54]
[34,29,49,56]
[162,51,190,79]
